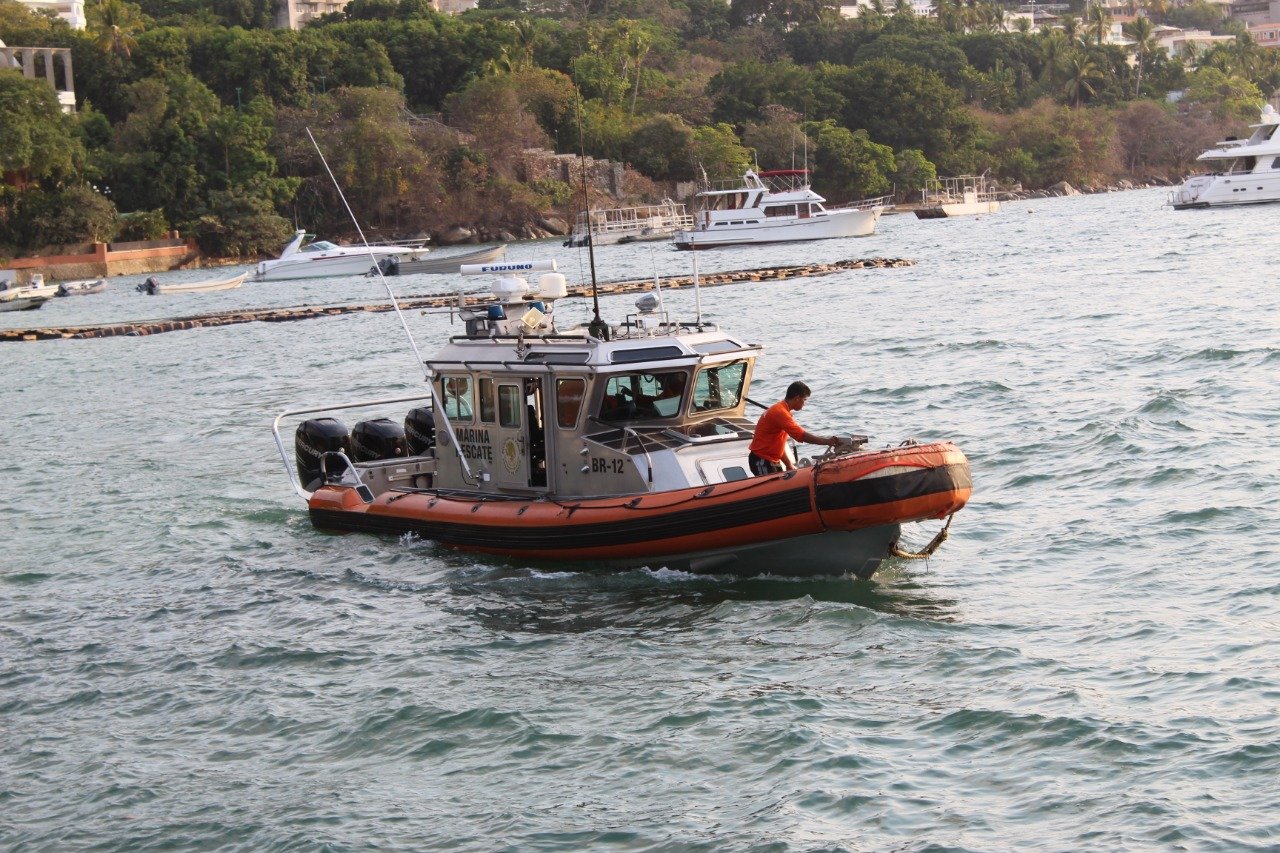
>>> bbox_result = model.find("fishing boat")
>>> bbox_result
[1170,104,1280,209]
[56,278,107,296]
[256,229,430,281]
[137,272,246,294]
[371,244,507,276]
[272,260,971,579]
[915,175,1001,219]
[563,201,694,247]
[672,170,888,250]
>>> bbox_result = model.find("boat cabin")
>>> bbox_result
[424,265,763,499]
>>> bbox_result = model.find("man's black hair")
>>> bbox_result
[785,381,810,400]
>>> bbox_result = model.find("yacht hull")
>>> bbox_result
[673,208,881,250]
[307,442,970,579]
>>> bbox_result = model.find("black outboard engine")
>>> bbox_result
[295,417,351,490]
[137,276,160,295]
[403,407,436,456]
[374,256,400,276]
[351,418,408,462]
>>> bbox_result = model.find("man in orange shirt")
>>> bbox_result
[748,381,839,476]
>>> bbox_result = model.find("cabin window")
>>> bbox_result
[556,378,586,428]
[598,371,688,420]
[764,204,797,218]
[692,360,747,413]
[498,384,522,428]
[478,378,496,423]
[441,375,474,422]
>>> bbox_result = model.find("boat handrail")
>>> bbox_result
[271,392,437,499]
[831,194,895,211]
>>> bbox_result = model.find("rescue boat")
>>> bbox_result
[272,260,971,579]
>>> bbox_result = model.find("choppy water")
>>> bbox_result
[4,188,1279,850]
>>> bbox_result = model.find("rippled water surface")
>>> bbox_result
[4,188,1279,850]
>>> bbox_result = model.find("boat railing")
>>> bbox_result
[576,203,695,235]
[832,194,895,211]
[272,392,437,499]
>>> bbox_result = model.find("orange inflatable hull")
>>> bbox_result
[308,442,971,575]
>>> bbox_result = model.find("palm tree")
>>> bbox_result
[87,0,145,59]
[1124,15,1158,96]
[1061,54,1104,106]
[1038,29,1071,86]
[1060,14,1081,42]
[1086,2,1111,46]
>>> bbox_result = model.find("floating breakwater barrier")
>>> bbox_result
[0,258,912,343]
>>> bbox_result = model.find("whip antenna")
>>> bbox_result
[572,92,609,341]
[305,127,428,380]
[306,127,476,483]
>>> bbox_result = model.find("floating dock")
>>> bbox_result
[0,258,912,343]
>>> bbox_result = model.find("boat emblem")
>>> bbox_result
[502,438,520,473]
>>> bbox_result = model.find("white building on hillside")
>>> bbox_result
[14,0,84,29]
[273,0,475,27]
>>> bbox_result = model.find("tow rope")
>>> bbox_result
[889,513,955,560]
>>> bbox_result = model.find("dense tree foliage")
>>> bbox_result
[3,0,1279,254]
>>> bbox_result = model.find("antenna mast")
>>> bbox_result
[574,93,609,341]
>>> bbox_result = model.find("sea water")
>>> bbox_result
[3,188,1279,850]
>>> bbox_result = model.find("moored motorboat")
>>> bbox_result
[256,230,430,281]
[372,244,507,276]
[1170,104,1280,209]
[0,294,49,312]
[564,201,694,247]
[56,278,107,296]
[0,274,59,302]
[273,260,971,579]
[673,170,888,250]
[914,175,1001,219]
[137,272,246,294]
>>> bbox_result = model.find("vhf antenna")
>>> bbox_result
[574,92,609,341]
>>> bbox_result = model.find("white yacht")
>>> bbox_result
[673,170,888,250]
[255,230,430,281]
[1171,104,1280,209]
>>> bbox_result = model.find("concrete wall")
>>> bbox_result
[3,239,200,282]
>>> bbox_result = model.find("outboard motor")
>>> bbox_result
[404,407,436,456]
[351,418,408,462]
[295,417,351,491]
[374,256,400,276]
[137,277,160,295]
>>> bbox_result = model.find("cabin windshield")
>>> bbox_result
[302,240,340,252]
[692,360,747,413]
[598,370,688,420]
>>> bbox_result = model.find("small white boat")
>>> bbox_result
[256,230,430,281]
[0,274,59,302]
[137,272,246,294]
[0,294,49,312]
[564,201,694,247]
[56,278,107,297]
[1171,104,1280,209]
[673,170,886,250]
[372,244,508,276]
[915,175,1001,218]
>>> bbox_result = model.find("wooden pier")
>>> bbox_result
[0,258,912,343]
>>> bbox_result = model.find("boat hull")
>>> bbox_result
[1171,172,1280,208]
[915,201,1000,218]
[257,249,428,281]
[307,442,970,579]
[673,208,881,250]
